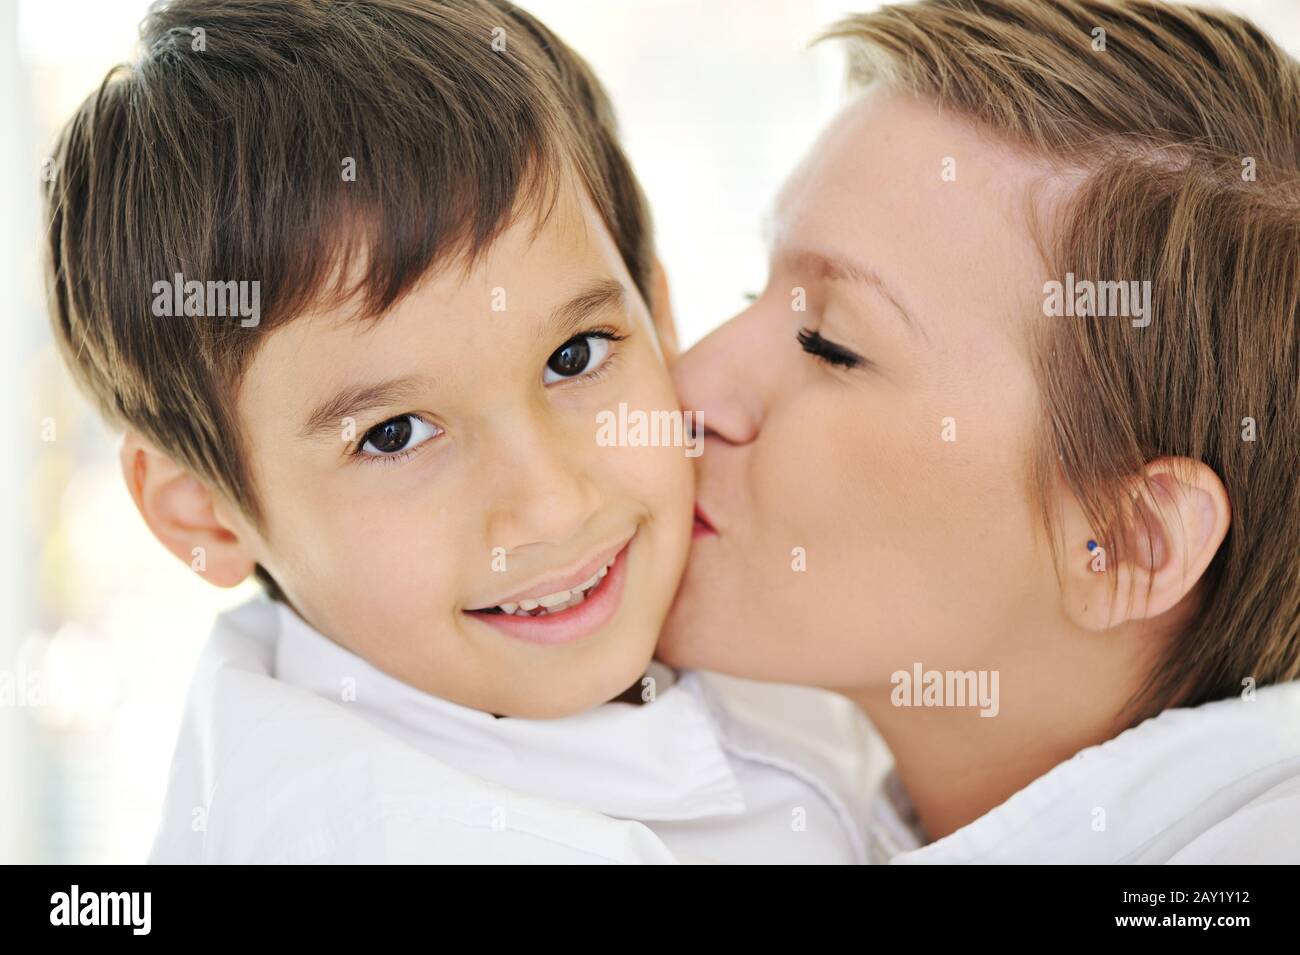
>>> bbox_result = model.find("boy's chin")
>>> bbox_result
[496,645,658,720]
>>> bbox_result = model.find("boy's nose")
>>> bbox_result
[483,421,601,552]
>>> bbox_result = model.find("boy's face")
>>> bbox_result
[228,185,693,718]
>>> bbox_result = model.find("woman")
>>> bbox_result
[658,0,1300,863]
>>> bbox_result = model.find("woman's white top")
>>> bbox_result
[869,679,1300,863]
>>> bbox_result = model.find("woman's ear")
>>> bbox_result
[118,431,258,587]
[1061,457,1231,631]
[647,256,680,363]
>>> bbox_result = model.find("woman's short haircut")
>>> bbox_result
[823,0,1300,721]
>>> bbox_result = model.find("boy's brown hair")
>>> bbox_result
[824,0,1300,721]
[43,0,653,556]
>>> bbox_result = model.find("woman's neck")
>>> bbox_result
[846,628,1158,842]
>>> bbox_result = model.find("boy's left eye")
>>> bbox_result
[543,333,614,384]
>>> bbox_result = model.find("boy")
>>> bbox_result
[44,0,878,862]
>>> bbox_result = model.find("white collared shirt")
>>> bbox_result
[148,597,884,864]
[868,680,1300,864]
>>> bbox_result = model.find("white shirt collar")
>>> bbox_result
[873,680,1300,863]
[271,601,747,822]
[866,771,926,862]
[690,670,886,864]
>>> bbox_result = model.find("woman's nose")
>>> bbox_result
[672,309,769,447]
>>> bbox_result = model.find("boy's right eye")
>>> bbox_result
[358,414,441,457]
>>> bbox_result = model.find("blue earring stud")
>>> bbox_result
[1087,539,1106,572]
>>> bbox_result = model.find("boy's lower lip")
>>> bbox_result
[463,537,632,647]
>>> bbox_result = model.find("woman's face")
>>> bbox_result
[657,89,1071,692]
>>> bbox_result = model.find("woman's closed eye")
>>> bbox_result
[543,329,626,385]
[797,327,868,371]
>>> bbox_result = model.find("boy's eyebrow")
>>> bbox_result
[543,279,628,343]
[298,375,429,441]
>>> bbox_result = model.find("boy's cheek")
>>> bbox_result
[598,440,694,511]
[273,501,465,618]
[300,558,465,671]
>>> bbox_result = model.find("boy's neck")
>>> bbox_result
[493,665,677,718]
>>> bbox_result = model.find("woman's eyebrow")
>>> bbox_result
[298,375,429,441]
[784,247,928,342]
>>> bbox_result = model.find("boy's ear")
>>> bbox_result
[118,431,258,587]
[647,256,680,363]
[1061,457,1231,631]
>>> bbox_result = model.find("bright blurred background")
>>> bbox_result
[2,0,1298,863]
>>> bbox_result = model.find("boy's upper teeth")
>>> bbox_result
[496,559,613,615]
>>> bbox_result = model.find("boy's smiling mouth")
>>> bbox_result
[479,560,611,616]
[464,533,635,645]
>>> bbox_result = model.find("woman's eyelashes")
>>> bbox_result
[542,328,626,385]
[354,414,442,464]
[797,327,868,371]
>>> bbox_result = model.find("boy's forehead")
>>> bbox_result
[311,180,627,331]
[474,181,625,280]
